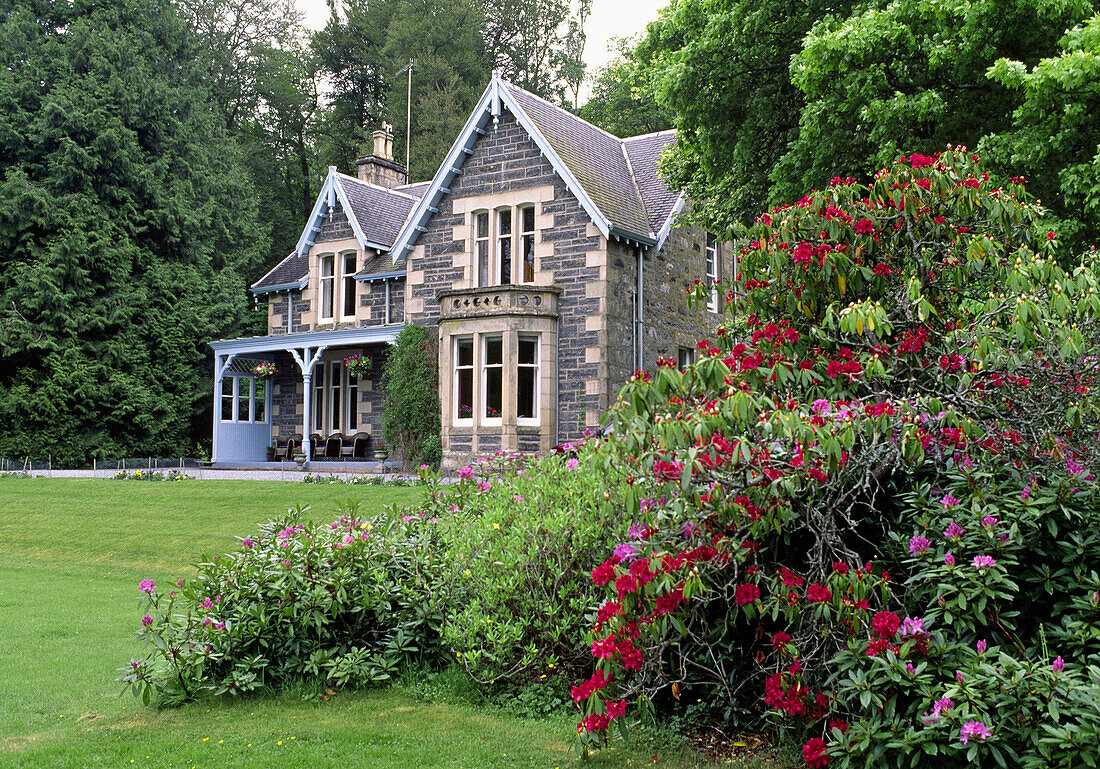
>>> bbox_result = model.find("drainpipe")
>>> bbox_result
[636,246,644,370]
[287,291,293,333]
[555,315,560,447]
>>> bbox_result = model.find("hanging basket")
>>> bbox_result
[251,361,278,378]
[343,354,372,378]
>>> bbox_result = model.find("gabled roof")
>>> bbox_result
[624,130,681,238]
[293,168,423,258]
[253,170,425,294]
[388,72,685,267]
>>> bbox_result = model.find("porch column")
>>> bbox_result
[212,354,223,463]
[302,371,312,461]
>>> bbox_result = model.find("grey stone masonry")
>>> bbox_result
[267,292,312,334]
[317,201,355,242]
[406,109,602,448]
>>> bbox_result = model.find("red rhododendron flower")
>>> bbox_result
[596,601,622,624]
[771,631,792,650]
[592,561,616,586]
[803,737,828,767]
[832,561,849,575]
[806,583,832,603]
[871,611,901,640]
[605,699,628,719]
[615,573,638,600]
[734,583,761,605]
[853,218,874,235]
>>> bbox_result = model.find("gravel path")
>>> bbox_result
[14,465,416,482]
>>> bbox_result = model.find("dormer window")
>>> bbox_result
[320,254,335,320]
[342,252,357,318]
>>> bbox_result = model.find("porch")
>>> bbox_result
[209,325,404,465]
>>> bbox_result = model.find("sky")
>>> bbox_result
[296,0,670,103]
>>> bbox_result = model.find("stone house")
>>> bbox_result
[209,73,733,467]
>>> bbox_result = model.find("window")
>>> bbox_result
[328,361,341,434]
[497,210,512,285]
[342,253,357,318]
[483,335,503,421]
[313,365,325,432]
[220,375,267,423]
[454,336,474,422]
[472,205,537,287]
[347,373,358,431]
[475,212,490,287]
[320,254,335,320]
[678,346,695,370]
[253,378,266,422]
[520,206,535,283]
[705,234,719,313]
[517,335,538,423]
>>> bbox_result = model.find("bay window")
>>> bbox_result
[454,336,474,422]
[312,360,363,434]
[483,335,503,421]
[517,335,538,423]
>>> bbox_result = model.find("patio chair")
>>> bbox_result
[325,434,343,459]
[351,432,371,459]
[309,433,323,457]
[274,437,290,460]
[287,435,302,457]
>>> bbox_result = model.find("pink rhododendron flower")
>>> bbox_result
[566,457,579,470]
[142,615,153,627]
[943,521,965,539]
[960,721,992,744]
[909,534,931,554]
[138,579,156,594]
[981,515,998,527]
[1053,656,1065,673]
[977,639,987,654]
[941,494,960,508]
[900,616,926,637]
[944,552,956,567]
[972,554,997,570]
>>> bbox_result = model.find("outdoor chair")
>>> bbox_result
[274,438,289,460]
[325,435,343,459]
[351,432,371,459]
[309,433,323,457]
[287,435,302,457]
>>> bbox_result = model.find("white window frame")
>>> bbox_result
[319,253,336,321]
[453,336,474,426]
[516,334,539,426]
[220,375,267,424]
[471,205,537,287]
[519,205,536,284]
[341,252,358,320]
[346,370,358,432]
[481,334,503,425]
[475,211,490,287]
[678,346,695,370]
[496,209,512,285]
[705,234,719,313]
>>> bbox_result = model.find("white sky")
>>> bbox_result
[296,0,670,103]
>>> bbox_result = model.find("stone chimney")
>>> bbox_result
[355,122,407,188]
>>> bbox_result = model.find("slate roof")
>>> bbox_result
[504,84,650,239]
[335,174,421,247]
[253,176,425,293]
[252,251,309,293]
[624,131,680,237]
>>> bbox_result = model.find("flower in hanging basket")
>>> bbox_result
[343,354,372,377]
[252,361,278,378]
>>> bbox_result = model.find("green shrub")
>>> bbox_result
[119,502,443,705]
[381,325,440,467]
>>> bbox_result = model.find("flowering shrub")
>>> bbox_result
[118,501,443,704]
[569,149,1100,761]
[423,444,632,683]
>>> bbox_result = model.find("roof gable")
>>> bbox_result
[388,73,683,266]
[293,168,422,258]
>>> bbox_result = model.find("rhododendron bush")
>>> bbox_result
[573,149,1100,765]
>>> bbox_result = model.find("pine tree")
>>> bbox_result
[0,0,266,464]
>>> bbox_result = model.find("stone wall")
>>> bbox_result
[359,277,406,326]
[405,108,602,448]
[267,292,312,335]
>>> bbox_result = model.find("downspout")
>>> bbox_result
[287,291,293,333]
[555,315,560,447]
[636,246,644,370]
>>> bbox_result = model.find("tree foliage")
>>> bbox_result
[0,0,263,464]
[578,37,672,138]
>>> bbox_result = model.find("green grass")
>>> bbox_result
[0,478,743,768]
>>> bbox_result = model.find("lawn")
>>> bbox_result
[0,478,738,768]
